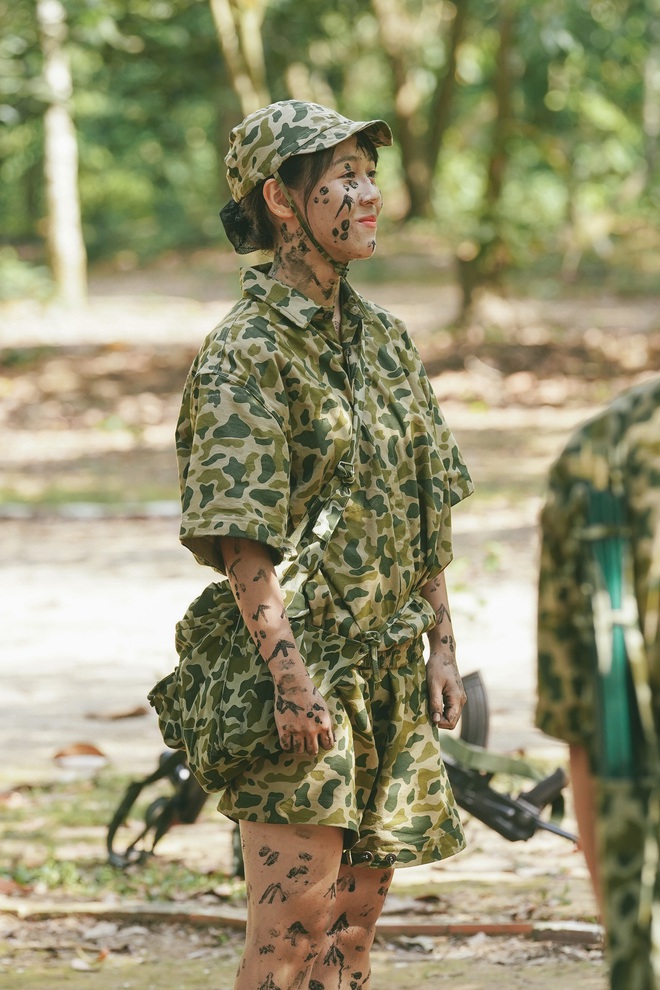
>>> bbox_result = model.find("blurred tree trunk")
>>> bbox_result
[209,0,270,116]
[643,45,660,185]
[371,0,468,219]
[457,0,516,320]
[36,0,87,305]
[427,1,468,186]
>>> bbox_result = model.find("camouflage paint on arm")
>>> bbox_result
[421,569,465,729]
[219,535,335,755]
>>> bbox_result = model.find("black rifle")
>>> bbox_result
[106,671,575,869]
[442,743,576,843]
[107,749,208,868]
[440,671,575,843]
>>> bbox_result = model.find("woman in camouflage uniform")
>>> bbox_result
[175,101,473,990]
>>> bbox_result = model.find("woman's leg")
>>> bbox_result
[308,863,394,990]
[234,819,344,990]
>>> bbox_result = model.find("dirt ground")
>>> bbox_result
[1,257,658,988]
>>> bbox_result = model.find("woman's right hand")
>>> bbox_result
[218,535,335,755]
[273,670,334,755]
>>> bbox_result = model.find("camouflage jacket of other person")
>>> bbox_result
[176,264,473,645]
[536,376,660,766]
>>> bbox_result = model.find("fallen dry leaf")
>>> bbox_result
[71,947,110,971]
[53,742,106,759]
[0,788,29,809]
[53,742,108,775]
[0,877,32,897]
[85,705,149,721]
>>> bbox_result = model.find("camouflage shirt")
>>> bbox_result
[177,264,473,643]
[535,377,660,762]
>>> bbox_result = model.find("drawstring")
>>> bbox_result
[362,631,381,677]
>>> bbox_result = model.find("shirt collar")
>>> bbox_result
[240,263,327,330]
[240,264,367,344]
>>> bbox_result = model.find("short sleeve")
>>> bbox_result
[427,392,474,507]
[407,325,473,507]
[177,371,291,572]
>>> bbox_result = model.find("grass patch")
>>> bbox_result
[3,857,239,903]
[0,774,241,903]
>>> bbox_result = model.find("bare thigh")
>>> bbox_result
[240,820,345,948]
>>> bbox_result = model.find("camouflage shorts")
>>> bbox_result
[216,636,466,870]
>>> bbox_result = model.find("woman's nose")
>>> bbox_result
[359,180,381,205]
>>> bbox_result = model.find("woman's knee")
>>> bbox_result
[322,864,393,947]
[240,821,344,947]
[325,913,378,955]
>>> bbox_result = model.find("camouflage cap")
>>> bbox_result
[225,100,392,203]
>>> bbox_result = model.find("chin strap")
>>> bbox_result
[273,172,349,279]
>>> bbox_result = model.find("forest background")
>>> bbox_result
[1,3,659,985]
[2,0,660,310]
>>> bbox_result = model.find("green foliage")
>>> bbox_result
[1,773,240,901]
[1,0,658,284]
[0,246,52,299]
[67,0,234,261]
[4,856,232,900]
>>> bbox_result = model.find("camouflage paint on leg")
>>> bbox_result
[234,820,344,990]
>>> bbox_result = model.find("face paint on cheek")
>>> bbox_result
[335,194,354,218]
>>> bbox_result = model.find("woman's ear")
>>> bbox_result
[263,178,295,220]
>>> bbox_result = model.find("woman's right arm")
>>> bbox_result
[218,536,334,756]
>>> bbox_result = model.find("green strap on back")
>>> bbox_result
[581,436,659,781]
[581,435,660,933]
[585,486,638,778]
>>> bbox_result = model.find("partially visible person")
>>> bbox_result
[535,375,660,988]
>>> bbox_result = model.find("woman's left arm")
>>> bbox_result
[420,570,466,730]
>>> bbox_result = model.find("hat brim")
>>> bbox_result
[279,117,393,165]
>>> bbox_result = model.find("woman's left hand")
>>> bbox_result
[420,570,465,729]
[426,649,466,730]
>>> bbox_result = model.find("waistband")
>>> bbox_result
[353,634,424,674]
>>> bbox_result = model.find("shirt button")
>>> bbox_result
[358,851,374,863]
[384,853,397,866]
